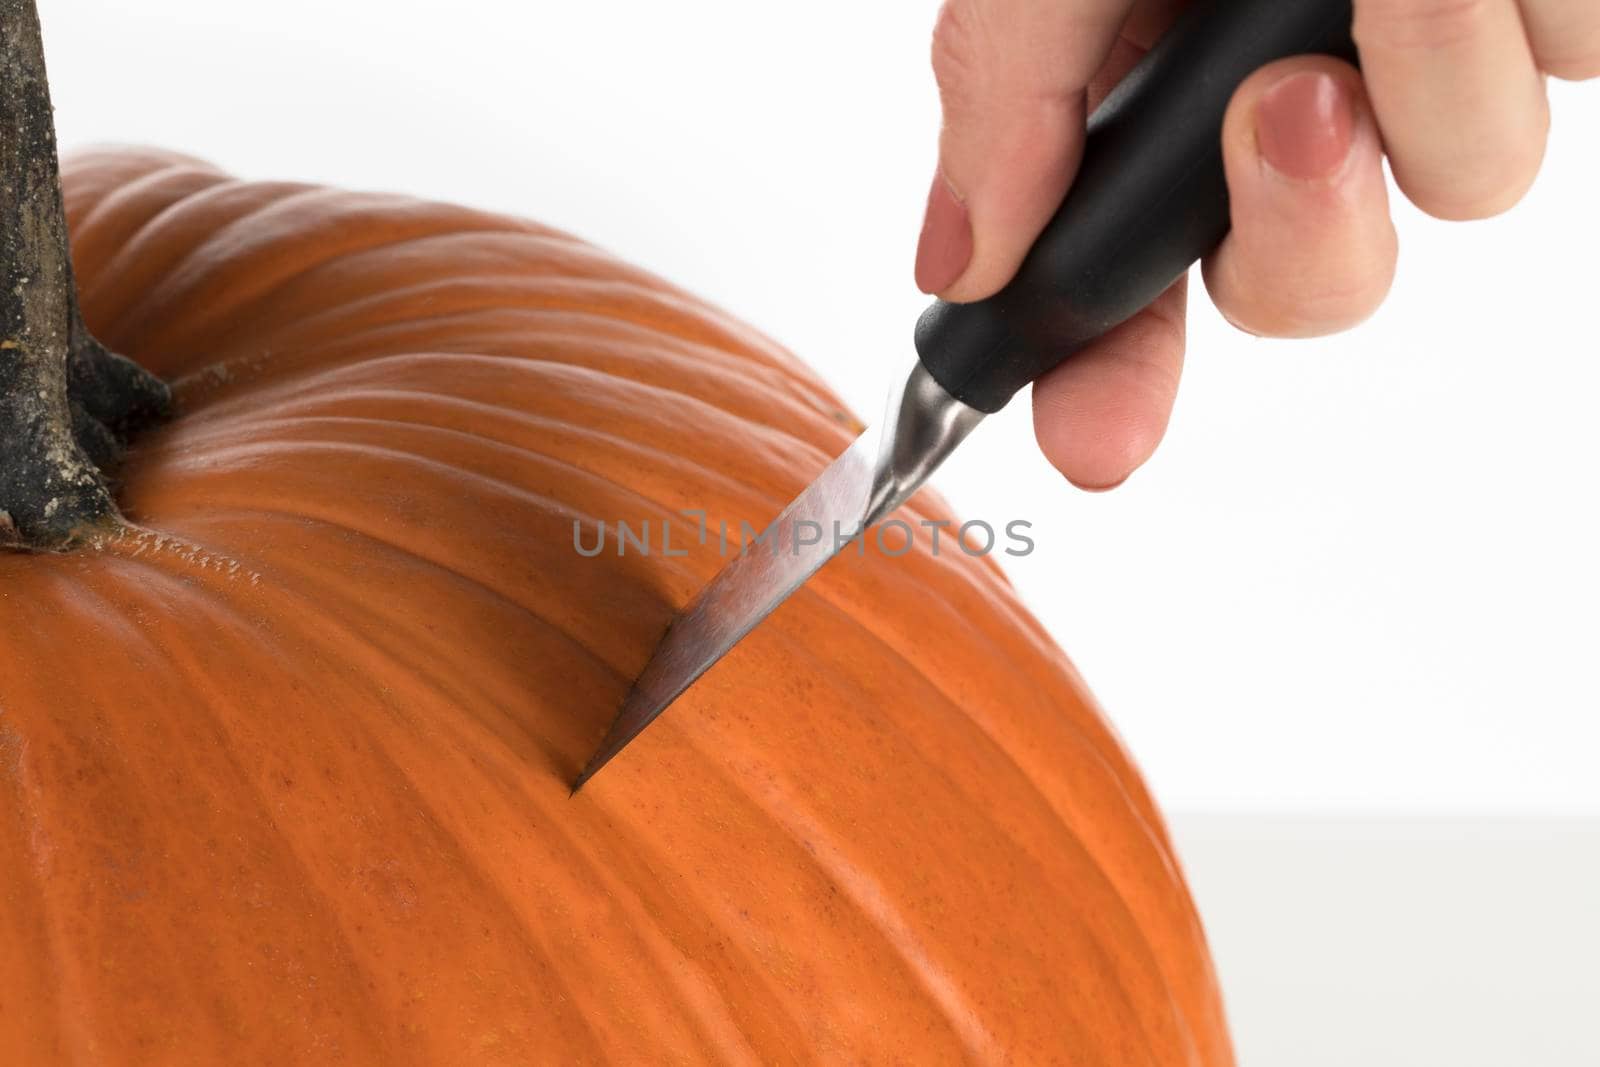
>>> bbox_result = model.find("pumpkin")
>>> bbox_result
[0,147,1230,1064]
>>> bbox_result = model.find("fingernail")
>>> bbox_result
[914,169,972,294]
[1255,71,1355,182]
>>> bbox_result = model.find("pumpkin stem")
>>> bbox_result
[1,0,170,550]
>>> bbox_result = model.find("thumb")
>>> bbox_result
[916,0,1138,302]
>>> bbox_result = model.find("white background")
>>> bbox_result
[42,0,1599,816]
[40,2,1600,1061]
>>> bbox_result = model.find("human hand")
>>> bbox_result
[914,0,1598,489]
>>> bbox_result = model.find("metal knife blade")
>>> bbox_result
[572,362,983,790]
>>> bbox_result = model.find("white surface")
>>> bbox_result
[1172,814,1600,1066]
[40,1,1600,813]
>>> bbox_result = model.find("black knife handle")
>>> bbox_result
[914,0,1357,414]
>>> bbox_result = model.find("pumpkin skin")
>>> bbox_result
[0,147,1230,1065]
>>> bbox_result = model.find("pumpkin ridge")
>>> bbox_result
[631,609,1198,1062]
[66,155,226,233]
[193,307,848,433]
[263,312,843,413]
[144,540,733,1058]
[114,189,530,358]
[2,576,393,1060]
[150,407,814,545]
[82,560,614,1059]
[171,365,845,472]
[687,747,1014,1062]
[675,638,1186,1063]
[580,762,992,1059]
[0,723,64,1065]
[579,805,933,1060]
[607,846,830,1060]
[94,577,404,1052]
[133,426,688,576]
[105,202,815,380]
[195,227,572,360]
[163,357,861,511]
[820,549,1167,821]
[812,597,1195,987]
[120,510,631,767]
[168,220,571,354]
[68,164,235,283]
[79,178,314,341]
[351,320,854,424]
[500,789,808,1060]
[212,269,813,388]
[163,500,639,694]
[739,572,1218,1053]
[68,158,819,391]
[146,284,831,421]
[282,345,841,467]
[62,145,221,200]
[165,346,849,462]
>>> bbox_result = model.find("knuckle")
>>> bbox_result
[930,1,979,91]
[1355,0,1494,51]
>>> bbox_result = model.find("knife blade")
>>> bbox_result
[573,0,1357,790]
[572,363,983,791]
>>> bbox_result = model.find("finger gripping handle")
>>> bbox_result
[914,0,1357,414]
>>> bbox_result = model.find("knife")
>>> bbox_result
[573,0,1358,791]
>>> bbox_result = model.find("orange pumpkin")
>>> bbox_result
[0,147,1230,1064]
